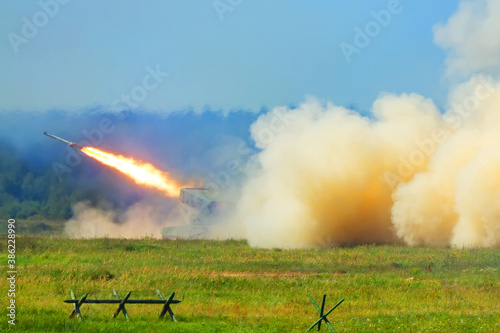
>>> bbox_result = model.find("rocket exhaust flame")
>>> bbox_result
[81,147,182,197]
[44,132,182,197]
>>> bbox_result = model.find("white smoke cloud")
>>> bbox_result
[238,95,442,248]
[434,0,500,77]
[392,77,500,248]
[233,0,500,249]
[65,200,185,238]
[237,76,500,249]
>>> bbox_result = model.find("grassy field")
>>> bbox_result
[1,232,499,332]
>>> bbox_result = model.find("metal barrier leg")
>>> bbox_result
[112,291,131,321]
[157,290,177,322]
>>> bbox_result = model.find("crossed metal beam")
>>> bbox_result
[68,290,87,321]
[157,289,178,322]
[65,289,180,321]
[112,290,131,320]
[67,289,343,329]
[306,294,344,332]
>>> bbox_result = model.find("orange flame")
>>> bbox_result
[81,147,181,197]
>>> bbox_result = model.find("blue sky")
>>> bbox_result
[0,1,459,114]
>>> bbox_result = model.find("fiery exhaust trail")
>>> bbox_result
[81,147,181,197]
[43,132,183,196]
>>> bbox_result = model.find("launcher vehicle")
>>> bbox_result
[161,188,234,239]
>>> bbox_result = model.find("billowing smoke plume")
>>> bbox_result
[235,0,500,249]
[392,76,500,248]
[65,199,188,238]
[237,94,440,247]
[238,77,499,248]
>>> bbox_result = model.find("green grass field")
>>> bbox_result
[1,233,499,332]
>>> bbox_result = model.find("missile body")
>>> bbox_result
[43,132,83,149]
